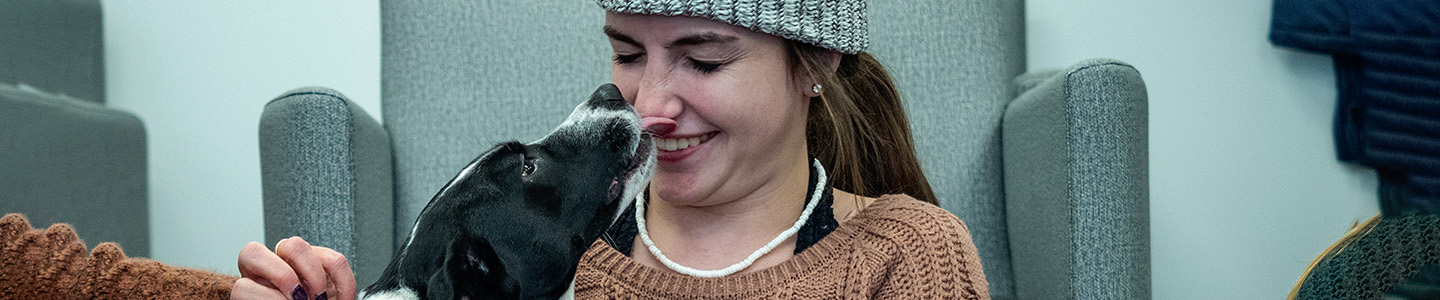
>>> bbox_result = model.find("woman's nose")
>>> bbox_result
[632,62,682,122]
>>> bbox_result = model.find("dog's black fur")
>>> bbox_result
[360,84,653,300]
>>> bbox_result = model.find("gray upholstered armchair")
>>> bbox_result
[0,0,150,257]
[259,1,1149,299]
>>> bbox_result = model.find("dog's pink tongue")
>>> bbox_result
[641,117,676,136]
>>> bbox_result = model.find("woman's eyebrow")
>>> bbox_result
[604,26,640,47]
[603,25,738,49]
[667,32,738,49]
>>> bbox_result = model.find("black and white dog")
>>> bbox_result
[359,84,654,300]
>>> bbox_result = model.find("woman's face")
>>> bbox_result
[604,12,813,206]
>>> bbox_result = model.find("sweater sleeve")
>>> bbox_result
[870,199,990,300]
[0,213,236,300]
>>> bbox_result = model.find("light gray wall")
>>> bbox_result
[1026,0,1380,299]
[103,1,381,274]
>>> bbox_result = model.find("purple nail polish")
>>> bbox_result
[316,292,328,300]
[291,285,307,300]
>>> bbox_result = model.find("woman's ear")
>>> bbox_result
[795,68,821,98]
[823,50,842,73]
[811,51,843,97]
[795,50,844,98]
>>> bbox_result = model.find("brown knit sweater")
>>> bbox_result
[0,213,235,300]
[0,195,988,299]
[574,194,990,299]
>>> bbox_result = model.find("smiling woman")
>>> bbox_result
[570,0,986,299]
[223,0,987,299]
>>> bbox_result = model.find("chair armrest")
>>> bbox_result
[260,87,393,286]
[1002,59,1150,300]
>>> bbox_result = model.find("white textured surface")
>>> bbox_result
[103,1,381,274]
[1027,1,1380,299]
[358,287,418,300]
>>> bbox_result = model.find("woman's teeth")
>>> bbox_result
[654,134,710,151]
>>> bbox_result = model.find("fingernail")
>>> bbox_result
[291,285,307,300]
[316,292,328,300]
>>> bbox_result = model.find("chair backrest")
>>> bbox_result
[0,0,106,103]
[382,0,613,248]
[382,1,1024,298]
[870,1,1025,298]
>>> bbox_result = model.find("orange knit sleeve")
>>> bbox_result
[869,200,990,300]
[0,213,236,300]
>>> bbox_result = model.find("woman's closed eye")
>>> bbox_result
[613,53,642,64]
[613,52,726,74]
[688,58,723,73]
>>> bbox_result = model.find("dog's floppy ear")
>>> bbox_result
[428,237,519,300]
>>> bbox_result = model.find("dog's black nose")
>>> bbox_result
[588,83,629,110]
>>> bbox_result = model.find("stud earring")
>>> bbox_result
[812,83,822,94]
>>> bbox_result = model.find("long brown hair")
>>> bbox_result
[788,41,937,205]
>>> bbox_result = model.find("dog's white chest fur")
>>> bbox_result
[357,280,576,300]
[357,288,418,300]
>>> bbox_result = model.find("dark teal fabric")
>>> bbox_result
[1270,0,1440,215]
[1296,214,1440,299]
[1274,2,1440,297]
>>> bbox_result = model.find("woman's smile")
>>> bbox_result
[652,131,717,161]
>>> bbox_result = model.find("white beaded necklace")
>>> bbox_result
[635,159,826,278]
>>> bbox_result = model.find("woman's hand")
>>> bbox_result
[232,236,357,300]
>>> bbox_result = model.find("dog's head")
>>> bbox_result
[368,84,653,299]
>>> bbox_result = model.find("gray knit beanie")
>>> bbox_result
[596,0,869,54]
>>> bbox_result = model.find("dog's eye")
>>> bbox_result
[522,159,536,177]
